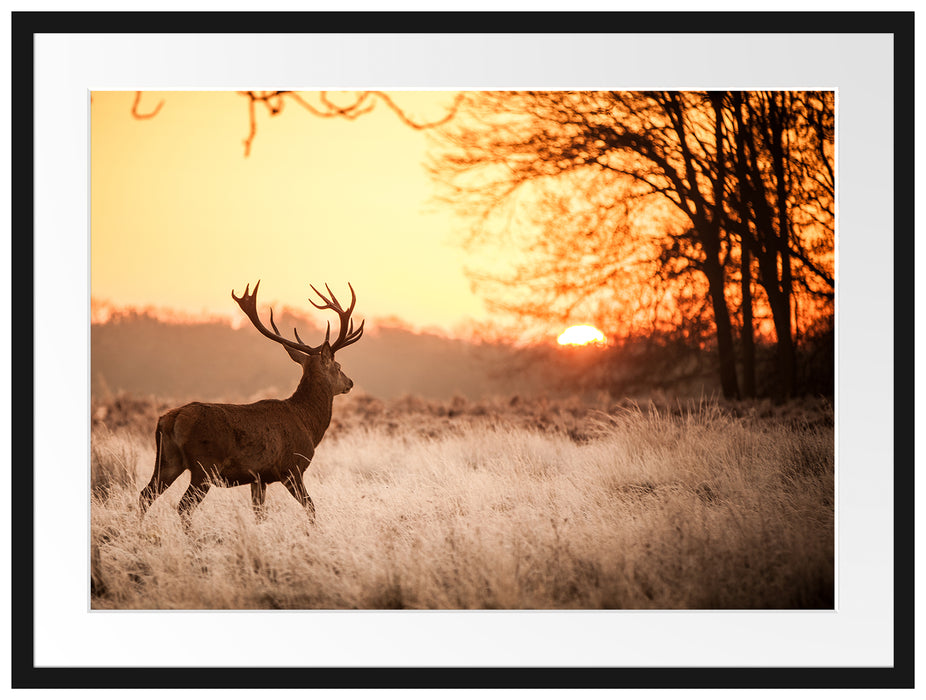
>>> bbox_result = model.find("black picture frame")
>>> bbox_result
[10,10,914,690]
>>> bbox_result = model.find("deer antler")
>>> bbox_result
[308,282,365,352]
[232,280,363,356]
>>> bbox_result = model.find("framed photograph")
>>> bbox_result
[11,8,913,690]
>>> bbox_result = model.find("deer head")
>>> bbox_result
[231,280,364,396]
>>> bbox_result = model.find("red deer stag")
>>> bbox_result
[139,281,364,527]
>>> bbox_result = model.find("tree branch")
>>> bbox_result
[131,91,163,119]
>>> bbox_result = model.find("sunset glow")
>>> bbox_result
[557,325,606,346]
[90,89,833,352]
[90,90,485,334]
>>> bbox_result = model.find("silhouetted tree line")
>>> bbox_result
[430,91,835,400]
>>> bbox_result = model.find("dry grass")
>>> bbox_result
[90,394,834,609]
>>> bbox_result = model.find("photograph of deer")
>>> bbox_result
[91,90,834,611]
[138,281,364,527]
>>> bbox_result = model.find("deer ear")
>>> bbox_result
[320,342,334,363]
[282,345,308,366]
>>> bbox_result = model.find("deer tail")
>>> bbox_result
[154,422,164,482]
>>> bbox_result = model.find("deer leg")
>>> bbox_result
[139,480,164,517]
[139,431,185,517]
[283,471,316,524]
[250,480,268,521]
[140,469,184,515]
[177,479,211,530]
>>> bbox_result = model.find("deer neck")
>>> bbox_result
[287,369,335,444]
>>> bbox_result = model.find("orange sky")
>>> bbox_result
[91,91,491,335]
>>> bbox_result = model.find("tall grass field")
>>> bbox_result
[91,393,834,609]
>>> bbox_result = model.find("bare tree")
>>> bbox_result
[138,281,364,528]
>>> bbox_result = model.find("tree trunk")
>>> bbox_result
[768,289,795,400]
[704,92,740,400]
[767,93,797,398]
[729,92,757,398]
[740,244,756,398]
[703,252,741,400]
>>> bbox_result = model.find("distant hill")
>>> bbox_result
[91,305,831,404]
[90,310,563,403]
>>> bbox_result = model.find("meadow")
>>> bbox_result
[90,392,834,609]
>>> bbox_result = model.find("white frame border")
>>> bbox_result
[29,26,895,670]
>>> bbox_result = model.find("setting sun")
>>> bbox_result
[557,325,606,346]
